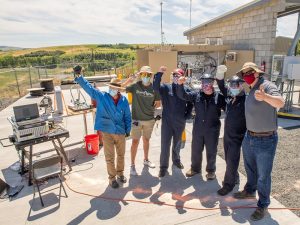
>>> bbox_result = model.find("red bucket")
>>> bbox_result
[84,134,99,155]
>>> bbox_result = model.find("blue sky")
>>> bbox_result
[0,0,298,48]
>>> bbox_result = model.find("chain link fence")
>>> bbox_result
[0,60,137,110]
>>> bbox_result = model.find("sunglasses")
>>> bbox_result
[242,69,255,77]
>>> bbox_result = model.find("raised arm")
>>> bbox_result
[121,75,135,89]
[176,77,196,102]
[215,65,228,97]
[75,76,102,99]
[216,79,228,98]
[153,66,167,93]
[153,72,163,92]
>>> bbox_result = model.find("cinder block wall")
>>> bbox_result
[187,0,286,74]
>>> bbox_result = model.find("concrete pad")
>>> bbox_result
[0,87,299,225]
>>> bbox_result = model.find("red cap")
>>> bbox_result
[172,68,184,76]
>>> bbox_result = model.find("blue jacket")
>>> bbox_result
[75,76,131,135]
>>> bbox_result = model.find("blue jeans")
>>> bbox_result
[242,131,278,208]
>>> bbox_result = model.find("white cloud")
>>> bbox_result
[276,14,298,38]
[0,0,297,47]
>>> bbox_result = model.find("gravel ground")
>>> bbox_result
[217,127,300,217]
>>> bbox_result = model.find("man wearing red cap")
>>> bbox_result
[153,67,193,177]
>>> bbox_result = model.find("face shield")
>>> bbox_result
[227,81,244,96]
[201,79,214,94]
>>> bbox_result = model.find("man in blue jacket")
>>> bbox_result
[74,65,131,189]
[153,66,193,177]
[177,74,226,180]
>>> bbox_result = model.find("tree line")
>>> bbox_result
[0,50,135,69]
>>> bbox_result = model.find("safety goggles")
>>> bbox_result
[140,72,152,78]
[201,79,214,85]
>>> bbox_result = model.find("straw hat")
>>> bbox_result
[139,66,153,74]
[236,62,264,77]
[105,78,125,90]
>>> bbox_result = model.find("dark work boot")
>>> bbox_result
[117,175,127,183]
[158,169,167,178]
[217,186,233,196]
[111,180,119,189]
[233,190,256,199]
[186,168,200,177]
[173,161,184,169]
[250,207,268,221]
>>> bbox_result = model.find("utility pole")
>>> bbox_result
[160,1,164,46]
[190,0,192,29]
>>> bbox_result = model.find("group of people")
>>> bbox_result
[74,61,284,221]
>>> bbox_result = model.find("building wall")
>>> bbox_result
[186,0,286,74]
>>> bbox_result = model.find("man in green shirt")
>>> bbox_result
[123,66,161,176]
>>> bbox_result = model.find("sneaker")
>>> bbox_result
[186,168,200,177]
[217,186,233,196]
[158,169,167,178]
[250,207,268,221]
[130,165,138,176]
[206,172,216,180]
[144,160,155,168]
[233,190,256,199]
[117,175,127,183]
[110,180,119,189]
[173,161,184,169]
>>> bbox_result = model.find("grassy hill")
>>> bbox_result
[0,44,158,100]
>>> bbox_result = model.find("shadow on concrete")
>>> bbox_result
[128,166,160,199]
[27,186,67,222]
[66,185,129,225]
[149,166,193,214]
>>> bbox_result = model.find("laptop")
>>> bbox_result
[13,103,39,122]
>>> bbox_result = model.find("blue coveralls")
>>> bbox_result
[176,84,226,173]
[217,79,246,189]
[153,72,193,170]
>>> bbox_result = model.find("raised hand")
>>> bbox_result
[215,65,227,80]
[159,66,167,73]
[255,84,266,101]
[177,76,187,85]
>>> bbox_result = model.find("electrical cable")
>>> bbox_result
[63,177,300,211]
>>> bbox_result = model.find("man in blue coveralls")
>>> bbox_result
[153,66,193,177]
[215,65,247,196]
[177,74,226,180]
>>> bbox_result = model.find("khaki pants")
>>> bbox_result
[102,132,125,184]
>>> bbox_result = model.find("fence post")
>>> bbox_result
[44,65,48,78]
[37,67,41,79]
[13,68,21,97]
[28,66,32,88]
